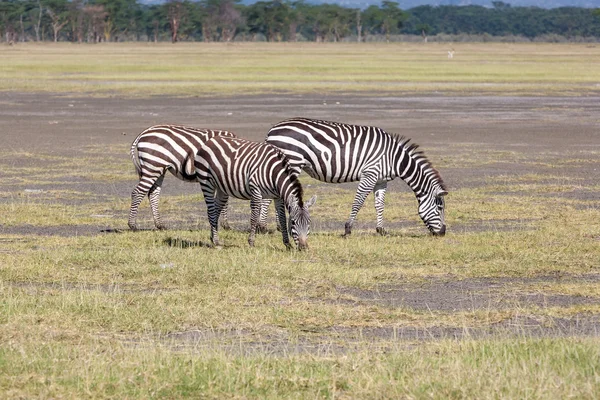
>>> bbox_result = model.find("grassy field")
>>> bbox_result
[1,43,600,398]
[1,42,600,96]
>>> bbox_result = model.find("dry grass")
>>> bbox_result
[1,42,600,398]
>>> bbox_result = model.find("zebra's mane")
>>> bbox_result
[274,148,304,207]
[391,133,447,192]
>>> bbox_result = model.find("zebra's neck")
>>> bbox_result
[392,137,444,196]
[278,174,304,211]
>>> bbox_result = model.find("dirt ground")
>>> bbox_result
[1,92,599,343]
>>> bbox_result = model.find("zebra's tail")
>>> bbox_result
[130,130,145,180]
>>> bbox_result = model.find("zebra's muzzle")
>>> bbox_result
[431,224,446,237]
[297,237,309,250]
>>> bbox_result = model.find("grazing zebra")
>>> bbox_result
[195,136,316,249]
[264,117,447,236]
[129,124,236,231]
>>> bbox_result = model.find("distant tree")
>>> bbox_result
[303,3,352,42]
[417,23,430,42]
[380,1,406,41]
[199,0,242,42]
[361,5,382,41]
[144,4,166,42]
[45,0,69,42]
[166,0,185,43]
[217,0,243,42]
[245,0,290,42]
[492,1,511,9]
[94,0,141,41]
[67,0,84,42]
[29,0,43,41]
[83,4,107,42]
[355,8,362,42]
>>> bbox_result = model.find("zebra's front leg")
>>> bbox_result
[148,175,166,230]
[257,199,271,234]
[274,198,291,249]
[219,201,231,231]
[344,173,378,236]
[373,181,388,236]
[201,184,222,247]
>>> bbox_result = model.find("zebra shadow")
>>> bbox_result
[101,228,125,234]
[163,236,239,249]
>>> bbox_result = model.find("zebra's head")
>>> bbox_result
[417,186,447,236]
[288,195,317,250]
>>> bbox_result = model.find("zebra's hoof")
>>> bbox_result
[376,227,387,236]
[156,225,167,231]
[344,223,352,236]
[128,224,138,231]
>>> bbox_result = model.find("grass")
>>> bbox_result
[1,42,600,96]
[1,140,600,397]
[1,338,599,399]
[1,42,600,397]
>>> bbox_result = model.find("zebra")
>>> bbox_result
[263,117,447,236]
[129,124,236,231]
[195,135,316,249]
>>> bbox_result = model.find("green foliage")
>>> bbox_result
[1,0,599,43]
[403,5,600,38]
[244,0,292,41]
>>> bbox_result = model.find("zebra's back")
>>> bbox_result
[195,136,295,201]
[266,117,393,183]
[264,117,447,236]
[131,125,236,181]
[128,124,237,231]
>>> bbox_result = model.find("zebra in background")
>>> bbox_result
[264,117,447,236]
[129,124,236,231]
[195,136,316,249]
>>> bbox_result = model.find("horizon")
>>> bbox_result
[138,0,599,9]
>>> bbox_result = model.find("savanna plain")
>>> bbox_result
[1,42,600,398]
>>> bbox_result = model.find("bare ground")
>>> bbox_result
[1,92,600,346]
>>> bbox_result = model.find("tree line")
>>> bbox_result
[1,0,599,43]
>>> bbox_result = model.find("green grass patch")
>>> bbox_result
[2,42,599,96]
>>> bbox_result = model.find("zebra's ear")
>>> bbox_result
[306,195,317,208]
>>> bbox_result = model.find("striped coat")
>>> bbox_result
[195,136,316,249]
[265,118,447,236]
[129,124,235,230]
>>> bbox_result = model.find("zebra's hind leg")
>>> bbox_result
[202,185,224,247]
[373,182,388,236]
[344,173,378,236]
[148,175,166,230]
[129,186,146,230]
[128,173,163,230]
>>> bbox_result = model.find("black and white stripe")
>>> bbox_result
[129,124,236,230]
[265,117,447,236]
[195,136,316,249]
